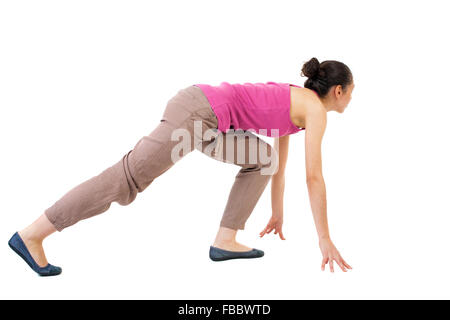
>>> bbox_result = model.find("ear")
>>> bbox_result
[335,84,343,97]
[330,84,338,98]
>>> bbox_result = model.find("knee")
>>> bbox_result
[260,144,278,176]
[116,152,139,206]
[239,143,278,177]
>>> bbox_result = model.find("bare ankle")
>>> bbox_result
[214,239,235,247]
[214,226,239,245]
[19,230,43,244]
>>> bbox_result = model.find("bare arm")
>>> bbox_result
[304,105,329,240]
[259,135,289,240]
[305,104,351,272]
[271,135,290,217]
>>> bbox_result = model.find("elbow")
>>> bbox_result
[306,174,323,184]
[272,169,285,180]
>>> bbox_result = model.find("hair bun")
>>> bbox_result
[301,57,320,79]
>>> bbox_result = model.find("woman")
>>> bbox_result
[8,57,355,276]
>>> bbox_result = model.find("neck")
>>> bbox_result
[309,88,334,112]
[318,95,334,112]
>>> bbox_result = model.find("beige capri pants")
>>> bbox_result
[44,85,278,231]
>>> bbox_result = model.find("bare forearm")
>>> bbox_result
[271,174,285,216]
[306,177,330,240]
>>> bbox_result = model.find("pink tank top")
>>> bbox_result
[194,81,316,137]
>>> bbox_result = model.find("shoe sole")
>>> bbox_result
[209,253,264,262]
[8,239,61,276]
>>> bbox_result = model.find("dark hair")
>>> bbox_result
[300,57,353,98]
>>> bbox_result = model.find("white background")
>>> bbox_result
[1,0,449,299]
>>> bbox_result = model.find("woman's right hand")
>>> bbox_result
[259,214,286,240]
[319,237,352,272]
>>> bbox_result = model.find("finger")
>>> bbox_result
[279,229,286,240]
[336,259,347,272]
[259,225,269,236]
[321,258,328,271]
[342,259,352,270]
[266,227,274,234]
[329,259,334,273]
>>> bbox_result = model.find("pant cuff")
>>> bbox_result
[220,220,245,231]
[44,210,64,232]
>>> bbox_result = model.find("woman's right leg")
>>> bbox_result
[199,128,279,252]
[15,85,215,267]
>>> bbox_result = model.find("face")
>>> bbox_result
[334,82,354,113]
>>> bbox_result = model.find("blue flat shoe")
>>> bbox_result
[8,232,62,277]
[209,246,264,262]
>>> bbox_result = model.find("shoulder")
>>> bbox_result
[300,90,326,130]
[292,86,320,103]
[297,89,324,115]
[291,87,325,119]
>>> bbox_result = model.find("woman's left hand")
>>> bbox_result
[259,215,285,240]
[319,238,352,272]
